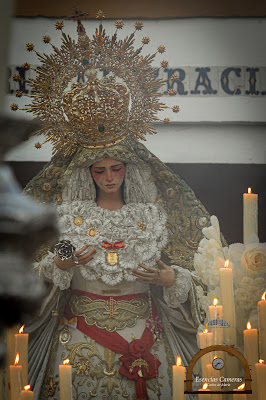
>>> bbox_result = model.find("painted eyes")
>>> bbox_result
[93,167,123,174]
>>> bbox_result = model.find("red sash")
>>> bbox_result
[64,289,161,400]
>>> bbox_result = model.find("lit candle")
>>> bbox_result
[258,291,266,361]
[59,359,72,400]
[198,328,213,380]
[9,353,22,400]
[21,385,34,400]
[233,383,247,400]
[15,324,29,387]
[208,298,224,345]
[172,356,186,400]
[206,358,222,400]
[243,187,258,244]
[198,383,210,400]
[219,260,236,345]
[243,321,258,399]
[255,359,266,400]
[6,323,20,400]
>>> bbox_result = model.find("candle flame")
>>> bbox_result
[262,291,266,301]
[203,329,208,333]
[259,359,264,364]
[237,383,245,390]
[248,187,252,194]
[176,356,182,367]
[213,298,218,306]
[247,321,252,330]
[63,359,70,365]
[202,383,208,390]
[24,385,31,391]
[224,259,229,268]
[14,353,19,365]
[19,324,25,334]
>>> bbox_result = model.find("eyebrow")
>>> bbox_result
[93,164,123,170]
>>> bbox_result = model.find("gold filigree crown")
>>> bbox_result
[12,7,179,154]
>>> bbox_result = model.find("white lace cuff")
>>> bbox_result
[39,251,73,290]
[163,265,191,308]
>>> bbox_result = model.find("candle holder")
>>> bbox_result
[185,345,252,395]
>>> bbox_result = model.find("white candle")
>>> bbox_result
[258,292,266,361]
[21,385,34,400]
[198,383,210,400]
[198,329,213,380]
[6,323,20,400]
[15,324,29,387]
[243,187,258,245]
[243,321,258,399]
[206,361,222,400]
[208,299,224,345]
[172,356,186,400]
[219,260,236,345]
[9,353,22,400]
[255,360,266,400]
[233,384,247,400]
[59,359,72,400]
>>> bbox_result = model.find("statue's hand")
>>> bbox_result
[54,244,96,270]
[132,258,175,288]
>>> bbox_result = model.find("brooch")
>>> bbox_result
[87,226,99,238]
[73,217,83,226]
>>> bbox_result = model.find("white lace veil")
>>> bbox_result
[60,145,158,204]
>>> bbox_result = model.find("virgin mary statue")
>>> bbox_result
[16,10,211,399]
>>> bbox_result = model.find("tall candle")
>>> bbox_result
[208,298,224,345]
[243,321,258,399]
[21,385,34,400]
[198,329,213,379]
[219,260,236,345]
[9,353,22,400]
[15,324,29,387]
[6,323,20,400]
[233,384,247,400]
[198,383,210,400]
[172,356,186,400]
[59,359,72,400]
[206,361,222,400]
[243,187,258,245]
[255,360,266,400]
[258,292,266,360]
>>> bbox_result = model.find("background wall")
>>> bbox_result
[4,16,266,244]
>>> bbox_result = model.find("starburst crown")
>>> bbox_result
[12,7,180,155]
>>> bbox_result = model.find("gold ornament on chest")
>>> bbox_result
[102,240,125,265]
[87,226,99,238]
[73,217,83,226]
[106,249,119,266]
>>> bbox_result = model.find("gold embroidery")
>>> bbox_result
[74,216,83,226]
[74,357,91,376]
[129,358,149,377]
[45,375,58,396]
[69,295,150,332]
[87,226,99,237]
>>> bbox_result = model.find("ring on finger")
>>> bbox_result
[72,255,79,264]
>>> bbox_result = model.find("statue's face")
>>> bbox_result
[91,157,126,194]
